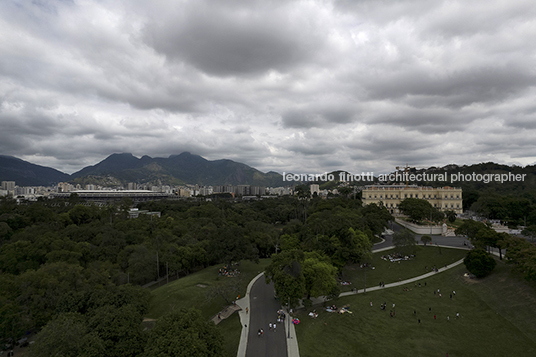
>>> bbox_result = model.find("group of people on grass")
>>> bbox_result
[218,265,240,277]
[381,252,415,262]
[368,281,461,324]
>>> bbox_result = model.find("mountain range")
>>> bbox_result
[1,153,535,191]
[0,152,284,187]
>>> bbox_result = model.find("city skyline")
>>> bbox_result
[1,0,535,175]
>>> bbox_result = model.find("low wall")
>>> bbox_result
[395,218,445,235]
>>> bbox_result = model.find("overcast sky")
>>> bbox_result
[1,0,535,176]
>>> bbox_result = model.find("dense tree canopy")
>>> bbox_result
[264,248,341,306]
[398,198,432,222]
[29,313,105,357]
[145,309,226,357]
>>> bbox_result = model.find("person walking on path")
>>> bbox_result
[269,322,272,331]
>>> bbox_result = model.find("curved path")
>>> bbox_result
[235,224,500,357]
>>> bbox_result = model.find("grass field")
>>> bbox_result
[146,258,270,320]
[146,259,270,356]
[217,313,242,357]
[294,260,536,357]
[340,246,467,292]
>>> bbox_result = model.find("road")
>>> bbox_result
[245,278,287,357]
[375,221,471,249]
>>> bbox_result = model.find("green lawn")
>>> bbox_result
[295,260,536,357]
[147,259,270,320]
[217,313,242,357]
[340,246,467,292]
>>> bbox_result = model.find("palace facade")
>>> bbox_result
[362,184,463,214]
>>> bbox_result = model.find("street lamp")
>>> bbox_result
[363,263,370,293]
[287,297,291,339]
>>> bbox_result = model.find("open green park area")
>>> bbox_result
[147,258,270,356]
[147,258,270,319]
[294,258,536,357]
[146,246,536,357]
[340,245,467,292]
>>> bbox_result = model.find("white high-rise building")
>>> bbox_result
[1,181,15,191]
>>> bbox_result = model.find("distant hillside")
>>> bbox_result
[3,153,534,191]
[70,152,284,187]
[399,163,536,192]
[0,155,70,186]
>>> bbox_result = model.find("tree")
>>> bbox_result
[29,313,105,357]
[68,205,94,226]
[145,309,226,357]
[504,236,536,282]
[280,234,301,252]
[0,221,13,245]
[463,249,496,278]
[445,210,457,223]
[87,304,145,357]
[361,203,394,237]
[302,251,338,299]
[522,225,536,243]
[117,245,157,285]
[17,262,89,328]
[265,249,339,306]
[420,235,432,246]
[295,185,310,199]
[398,198,433,222]
[475,228,499,251]
[207,225,259,267]
[264,249,306,307]
[0,274,26,344]
[455,220,489,240]
[329,228,372,269]
[0,240,43,275]
[393,229,417,255]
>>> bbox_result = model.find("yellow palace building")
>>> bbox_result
[362,184,463,215]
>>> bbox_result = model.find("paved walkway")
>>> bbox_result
[211,304,242,325]
[339,258,464,298]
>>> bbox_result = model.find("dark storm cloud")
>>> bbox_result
[364,106,479,134]
[363,64,536,108]
[142,0,326,77]
[281,109,355,128]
